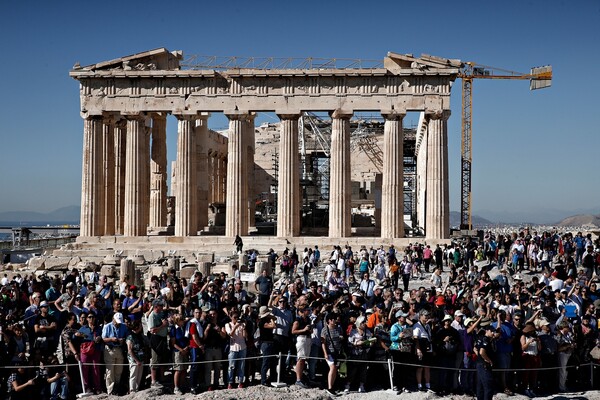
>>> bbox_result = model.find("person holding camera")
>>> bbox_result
[258,305,277,385]
[321,312,342,396]
[292,305,312,388]
[520,323,541,397]
[225,310,247,388]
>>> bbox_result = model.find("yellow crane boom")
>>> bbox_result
[458,62,552,230]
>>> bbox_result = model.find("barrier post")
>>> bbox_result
[387,358,395,392]
[76,361,93,398]
[272,352,286,387]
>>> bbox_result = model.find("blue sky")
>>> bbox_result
[0,0,598,223]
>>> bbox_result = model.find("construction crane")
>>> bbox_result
[458,62,552,230]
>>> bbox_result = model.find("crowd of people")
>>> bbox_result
[1,229,600,400]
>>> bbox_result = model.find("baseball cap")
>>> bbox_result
[113,312,123,324]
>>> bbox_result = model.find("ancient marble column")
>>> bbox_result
[425,111,450,239]
[80,115,103,236]
[114,119,127,235]
[123,113,150,236]
[225,112,249,237]
[149,113,167,230]
[246,114,256,230]
[329,110,352,238]
[196,114,209,232]
[415,115,427,234]
[214,155,224,203]
[381,111,405,238]
[174,113,198,236]
[220,155,228,203]
[276,114,301,237]
[101,114,115,236]
[207,152,216,204]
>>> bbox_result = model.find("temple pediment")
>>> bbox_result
[74,48,182,72]
[385,52,461,74]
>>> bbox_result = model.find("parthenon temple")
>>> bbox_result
[70,48,460,252]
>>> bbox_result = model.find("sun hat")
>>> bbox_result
[259,306,273,319]
[395,310,408,318]
[522,323,536,334]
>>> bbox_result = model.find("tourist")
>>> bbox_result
[126,319,147,393]
[258,305,277,385]
[33,300,57,356]
[186,307,204,393]
[291,305,312,388]
[147,300,169,387]
[413,309,434,393]
[254,269,273,307]
[203,307,226,390]
[101,311,128,395]
[77,313,102,394]
[321,312,342,396]
[345,315,371,393]
[169,313,190,394]
[225,310,247,388]
[234,234,243,254]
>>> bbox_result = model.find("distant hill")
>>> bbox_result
[556,214,600,228]
[0,205,80,225]
[450,211,492,228]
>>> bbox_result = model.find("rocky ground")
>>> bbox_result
[83,383,595,400]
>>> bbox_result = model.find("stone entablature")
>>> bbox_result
[71,48,459,116]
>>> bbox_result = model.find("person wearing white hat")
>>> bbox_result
[34,300,57,355]
[345,314,371,393]
[433,314,461,395]
[390,309,413,393]
[451,310,465,331]
[102,312,128,395]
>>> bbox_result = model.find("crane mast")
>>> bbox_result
[459,63,552,230]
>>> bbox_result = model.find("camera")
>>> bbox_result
[33,370,46,384]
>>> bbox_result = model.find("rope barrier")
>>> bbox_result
[3,352,593,375]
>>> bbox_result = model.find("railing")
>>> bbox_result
[0,235,78,250]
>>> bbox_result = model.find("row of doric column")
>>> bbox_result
[80,112,230,238]
[80,110,449,239]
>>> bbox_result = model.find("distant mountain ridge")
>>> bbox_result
[450,211,492,227]
[0,205,80,225]
[556,214,600,227]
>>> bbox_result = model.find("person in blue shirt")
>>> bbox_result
[76,313,103,394]
[169,313,190,395]
[490,310,517,395]
[101,312,128,395]
[574,232,586,266]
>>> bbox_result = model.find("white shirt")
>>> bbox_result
[549,278,564,292]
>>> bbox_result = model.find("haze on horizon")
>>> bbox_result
[1,1,598,222]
